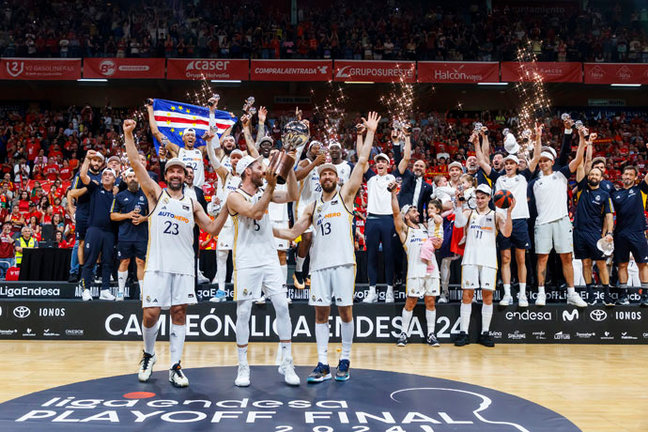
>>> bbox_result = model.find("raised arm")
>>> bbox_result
[473,133,492,176]
[256,106,267,144]
[584,133,595,174]
[342,111,380,204]
[272,160,299,203]
[228,171,277,220]
[123,119,161,200]
[390,184,406,242]
[295,151,325,181]
[273,202,314,240]
[576,141,591,183]
[397,132,411,175]
[79,151,95,185]
[145,101,178,157]
[203,130,230,181]
[558,118,573,167]
[568,128,587,173]
[528,124,543,173]
[240,115,259,158]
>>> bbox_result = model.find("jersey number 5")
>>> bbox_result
[163,221,180,235]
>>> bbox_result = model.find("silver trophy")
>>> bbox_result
[242,96,256,115]
[270,119,310,184]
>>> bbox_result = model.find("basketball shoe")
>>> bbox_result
[138,351,157,382]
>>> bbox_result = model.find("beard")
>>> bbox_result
[588,179,600,187]
[321,180,337,193]
[252,174,264,188]
[167,179,183,191]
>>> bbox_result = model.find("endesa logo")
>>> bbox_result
[505,310,552,321]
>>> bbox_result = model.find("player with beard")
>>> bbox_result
[274,112,380,382]
[476,125,542,307]
[453,184,514,347]
[227,151,299,387]
[329,141,353,186]
[293,140,327,288]
[123,119,229,388]
[611,166,648,306]
[110,169,148,301]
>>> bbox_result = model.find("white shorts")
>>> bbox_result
[233,264,286,301]
[218,224,234,250]
[309,264,355,307]
[461,265,497,291]
[272,219,290,251]
[535,216,573,254]
[406,275,440,298]
[142,271,197,309]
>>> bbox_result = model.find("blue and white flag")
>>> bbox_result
[151,98,237,152]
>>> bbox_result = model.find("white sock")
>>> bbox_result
[281,264,288,285]
[315,323,329,364]
[538,285,545,295]
[118,270,128,291]
[426,308,436,335]
[138,280,144,300]
[142,321,159,355]
[400,309,413,336]
[368,285,376,295]
[280,341,292,361]
[217,250,228,291]
[519,283,527,296]
[340,319,353,360]
[387,285,394,295]
[503,283,511,297]
[460,303,472,333]
[237,346,248,365]
[567,286,575,296]
[481,304,493,333]
[295,256,305,272]
[169,323,186,367]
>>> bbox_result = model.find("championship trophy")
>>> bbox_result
[269,110,310,184]
[242,96,257,116]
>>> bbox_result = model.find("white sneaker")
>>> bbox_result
[138,351,157,382]
[499,294,513,306]
[363,292,378,303]
[235,363,250,387]
[116,289,125,301]
[99,290,116,301]
[278,357,300,386]
[169,362,189,387]
[518,294,529,307]
[255,295,267,304]
[81,289,93,301]
[385,290,395,303]
[535,292,546,306]
[197,272,210,284]
[567,293,588,308]
[438,293,449,304]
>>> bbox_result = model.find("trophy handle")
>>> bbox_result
[269,150,295,185]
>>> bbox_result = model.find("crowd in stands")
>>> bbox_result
[0,1,647,62]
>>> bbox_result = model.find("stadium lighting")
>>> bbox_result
[344,81,375,84]
[210,80,242,83]
[77,78,108,82]
[610,83,641,88]
[478,82,509,86]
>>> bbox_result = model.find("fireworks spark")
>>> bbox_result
[513,40,552,139]
[379,65,418,129]
[310,82,348,147]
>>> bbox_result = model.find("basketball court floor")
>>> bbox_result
[2,340,645,431]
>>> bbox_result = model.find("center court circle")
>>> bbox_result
[0,367,580,431]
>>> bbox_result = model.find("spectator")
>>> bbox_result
[0,222,15,278]
[14,225,37,267]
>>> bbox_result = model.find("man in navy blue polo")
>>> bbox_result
[111,169,148,301]
[79,150,118,301]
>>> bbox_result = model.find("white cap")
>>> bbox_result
[164,157,187,173]
[101,168,117,177]
[309,140,323,150]
[317,163,338,176]
[539,151,555,162]
[329,141,342,149]
[374,153,390,163]
[503,154,520,164]
[258,136,273,146]
[504,133,520,155]
[237,155,263,174]
[475,184,492,195]
[230,149,245,157]
[448,161,463,171]
[91,152,105,161]
[183,127,196,135]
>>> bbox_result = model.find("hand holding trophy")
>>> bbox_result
[268,107,310,184]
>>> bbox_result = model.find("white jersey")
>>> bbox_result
[296,159,322,216]
[217,173,241,229]
[495,173,529,219]
[178,147,205,187]
[462,210,498,268]
[366,173,395,215]
[403,224,429,279]
[263,157,289,222]
[220,154,232,173]
[310,192,356,271]
[333,161,353,186]
[231,188,278,270]
[146,190,195,276]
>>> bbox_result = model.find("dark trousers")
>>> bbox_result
[366,215,395,286]
[82,227,115,291]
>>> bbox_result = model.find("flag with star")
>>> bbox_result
[151,98,237,153]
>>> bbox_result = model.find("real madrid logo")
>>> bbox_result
[316,206,322,213]
[243,289,248,296]
[312,295,316,301]
[163,197,169,204]
[146,296,151,302]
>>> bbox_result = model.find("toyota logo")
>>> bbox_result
[590,309,607,321]
[13,306,31,319]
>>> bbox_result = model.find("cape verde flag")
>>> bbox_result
[152,98,237,152]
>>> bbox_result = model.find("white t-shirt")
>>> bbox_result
[366,172,395,215]
[495,171,531,220]
[533,166,572,225]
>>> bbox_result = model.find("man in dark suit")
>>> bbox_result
[393,130,433,215]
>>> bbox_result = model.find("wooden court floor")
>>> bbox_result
[2,341,646,432]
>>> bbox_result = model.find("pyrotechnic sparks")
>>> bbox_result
[310,82,348,147]
[513,40,552,136]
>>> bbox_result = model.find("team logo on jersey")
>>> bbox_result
[312,295,316,301]
[124,198,129,202]
[595,195,600,201]
[163,197,169,204]
[243,289,248,296]
[146,296,151,302]
[331,200,339,205]
[182,204,190,211]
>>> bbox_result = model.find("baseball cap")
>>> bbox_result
[448,161,463,171]
[317,163,338,176]
[237,155,263,174]
[102,168,117,177]
[107,155,121,164]
[503,154,520,164]
[258,136,273,146]
[309,140,323,150]
[539,151,555,162]
[374,153,390,163]
[184,127,196,135]
[475,184,492,195]
[164,157,187,173]
[91,152,105,161]
[230,149,245,158]
[329,141,342,149]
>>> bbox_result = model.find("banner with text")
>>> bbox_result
[250,59,332,81]
[166,58,248,80]
[418,62,500,83]
[584,63,648,85]
[500,61,582,83]
[334,60,416,83]
[0,58,81,80]
[83,58,165,79]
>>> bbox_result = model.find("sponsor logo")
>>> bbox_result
[562,309,579,321]
[43,329,61,337]
[489,331,503,339]
[0,329,17,335]
[5,60,25,77]
[98,59,116,76]
[13,305,31,319]
[507,330,527,340]
[600,331,614,340]
[553,331,571,340]
[616,65,633,80]
[65,329,84,336]
[589,65,605,80]
[335,65,414,80]
[38,307,66,317]
[642,332,648,339]
[532,331,546,340]
[575,332,596,339]
[589,309,607,321]
[505,310,552,321]
[615,311,642,320]
[621,332,638,340]
[22,328,36,337]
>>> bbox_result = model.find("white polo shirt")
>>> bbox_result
[367,172,395,215]
[532,166,572,225]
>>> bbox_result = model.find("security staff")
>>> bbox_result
[15,226,38,266]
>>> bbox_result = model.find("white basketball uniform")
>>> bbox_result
[263,157,290,251]
[461,210,498,290]
[220,153,232,173]
[231,188,285,300]
[333,161,353,186]
[403,224,440,297]
[216,173,241,250]
[295,159,322,233]
[309,192,356,306]
[142,190,197,309]
[178,147,205,187]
